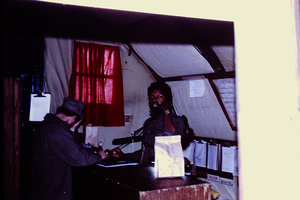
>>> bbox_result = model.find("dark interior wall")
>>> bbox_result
[1,43,44,199]
[2,0,45,90]
[2,1,234,44]
[2,32,44,78]
[1,31,45,200]
[2,2,45,200]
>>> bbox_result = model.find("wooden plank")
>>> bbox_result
[139,182,211,200]
[3,77,21,200]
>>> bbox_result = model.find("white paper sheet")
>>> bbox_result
[97,160,139,168]
[189,79,205,97]
[183,140,196,164]
[195,140,207,167]
[154,135,184,178]
[233,147,238,176]
[221,146,236,173]
[207,144,219,170]
[85,125,99,147]
[29,93,51,121]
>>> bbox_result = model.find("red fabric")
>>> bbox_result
[69,41,124,126]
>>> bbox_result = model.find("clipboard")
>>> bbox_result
[29,93,51,121]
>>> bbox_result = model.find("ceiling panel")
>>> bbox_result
[131,43,214,77]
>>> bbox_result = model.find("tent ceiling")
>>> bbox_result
[131,43,214,77]
[130,43,235,78]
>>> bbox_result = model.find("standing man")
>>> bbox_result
[112,81,194,165]
[31,97,107,200]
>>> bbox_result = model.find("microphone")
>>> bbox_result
[131,127,143,136]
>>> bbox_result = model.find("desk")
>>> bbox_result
[72,165,211,200]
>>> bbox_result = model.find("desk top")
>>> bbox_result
[82,164,209,192]
[73,165,211,200]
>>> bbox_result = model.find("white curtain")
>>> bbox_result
[44,37,73,113]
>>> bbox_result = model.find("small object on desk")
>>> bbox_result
[211,189,221,199]
[85,124,99,147]
[154,135,185,178]
[82,143,92,149]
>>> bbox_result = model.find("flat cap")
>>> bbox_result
[62,97,85,119]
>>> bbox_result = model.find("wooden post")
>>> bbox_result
[3,77,21,200]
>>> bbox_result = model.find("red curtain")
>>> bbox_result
[69,41,124,126]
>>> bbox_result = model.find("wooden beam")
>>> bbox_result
[194,44,226,73]
[161,71,235,82]
[208,78,237,131]
[204,71,235,79]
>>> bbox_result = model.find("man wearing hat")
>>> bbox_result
[31,97,108,200]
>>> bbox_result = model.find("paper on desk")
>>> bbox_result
[85,125,99,147]
[154,135,184,178]
[29,93,51,121]
[195,140,207,167]
[207,144,219,170]
[97,160,139,168]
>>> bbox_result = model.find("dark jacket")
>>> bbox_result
[31,114,102,200]
[127,112,193,165]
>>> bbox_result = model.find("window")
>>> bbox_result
[69,41,124,126]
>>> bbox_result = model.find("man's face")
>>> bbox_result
[67,115,78,130]
[67,115,77,125]
[149,89,165,109]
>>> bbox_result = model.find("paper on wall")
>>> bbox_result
[29,93,51,121]
[189,79,205,97]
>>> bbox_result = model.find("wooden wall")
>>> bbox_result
[3,77,21,200]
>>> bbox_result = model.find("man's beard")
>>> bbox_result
[149,106,164,117]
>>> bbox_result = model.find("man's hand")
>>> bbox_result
[111,148,124,159]
[97,149,109,160]
[70,119,82,132]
